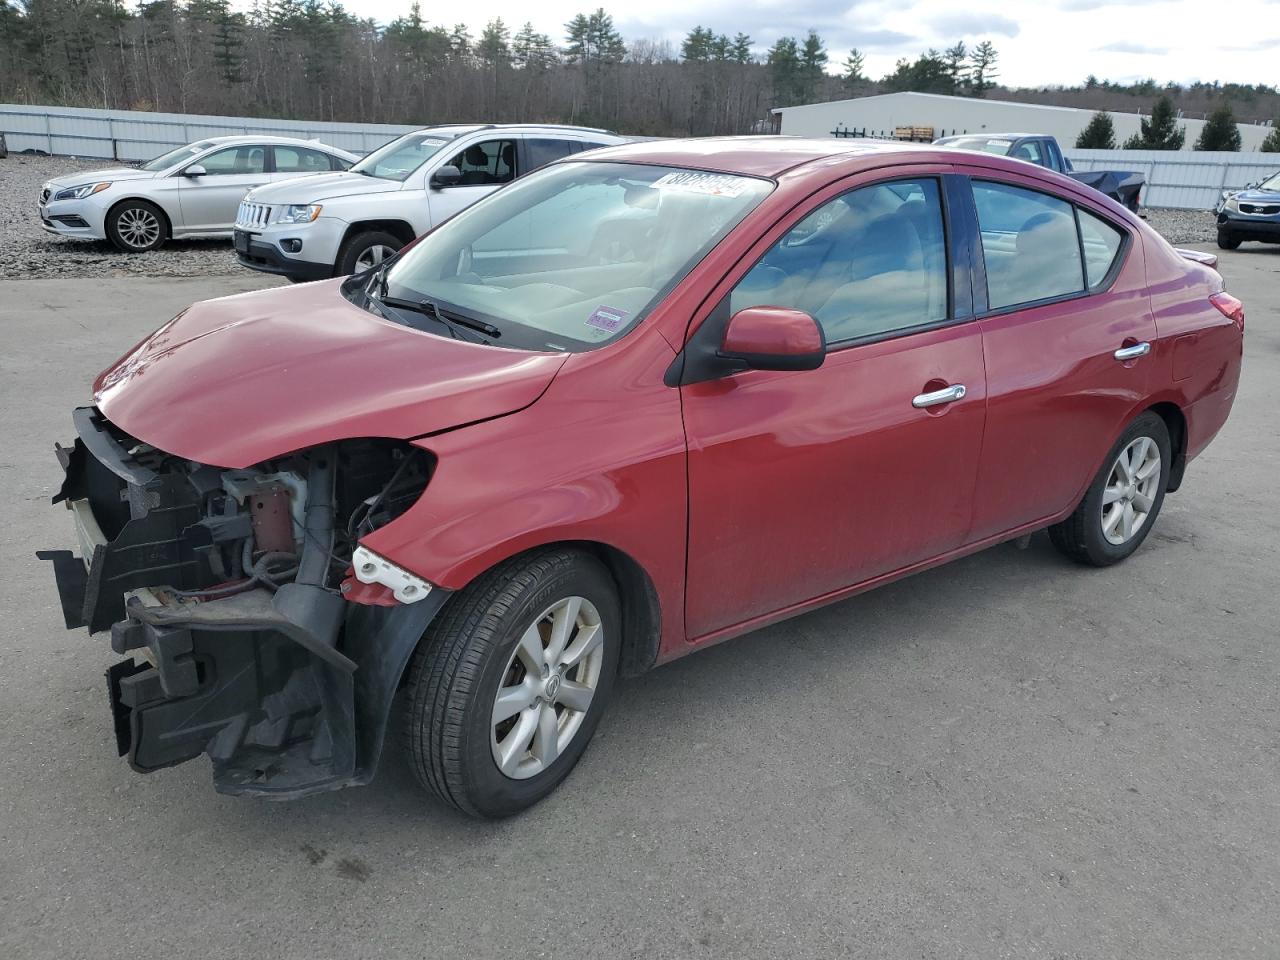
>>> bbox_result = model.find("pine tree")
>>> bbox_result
[681,25,712,62]
[767,36,801,106]
[1194,102,1242,151]
[1075,111,1116,149]
[729,33,752,65]
[512,21,556,71]
[943,41,967,91]
[968,40,998,97]
[563,8,625,65]
[842,48,864,90]
[477,18,510,68]
[1123,95,1186,149]
[1262,122,1280,153]
[798,29,826,102]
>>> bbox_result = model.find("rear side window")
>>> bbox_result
[1008,140,1046,168]
[273,146,335,174]
[1077,208,1125,288]
[525,138,580,172]
[973,181,1084,309]
[729,178,949,345]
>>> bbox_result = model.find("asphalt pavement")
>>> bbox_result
[1,247,1277,959]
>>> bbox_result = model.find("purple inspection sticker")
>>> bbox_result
[586,305,629,333]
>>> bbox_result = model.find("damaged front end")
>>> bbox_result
[43,407,448,799]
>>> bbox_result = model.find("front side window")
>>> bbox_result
[444,140,517,186]
[729,178,949,345]
[380,162,772,351]
[194,145,267,175]
[350,132,451,181]
[274,146,336,174]
[973,181,1084,309]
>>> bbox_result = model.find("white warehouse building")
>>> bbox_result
[772,91,1273,152]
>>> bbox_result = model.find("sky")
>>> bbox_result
[335,0,1280,87]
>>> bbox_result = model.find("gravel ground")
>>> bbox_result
[1,154,247,280]
[1,154,1222,281]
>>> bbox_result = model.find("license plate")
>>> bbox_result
[233,230,250,253]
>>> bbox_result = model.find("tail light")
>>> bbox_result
[1209,291,1245,332]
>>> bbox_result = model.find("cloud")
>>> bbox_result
[930,12,1021,38]
[1058,0,1169,8]
[1097,41,1170,54]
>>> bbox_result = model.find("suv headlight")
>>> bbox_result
[278,204,323,224]
[1222,195,1241,213]
[53,182,112,201]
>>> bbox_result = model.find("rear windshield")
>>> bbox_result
[380,162,773,351]
[943,136,1014,156]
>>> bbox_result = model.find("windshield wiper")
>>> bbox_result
[373,293,500,344]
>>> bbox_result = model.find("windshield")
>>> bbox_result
[943,136,1013,156]
[379,162,773,351]
[141,141,214,171]
[1258,171,1280,192]
[351,132,452,181]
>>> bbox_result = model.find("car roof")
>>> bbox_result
[410,124,622,139]
[937,133,1042,142]
[576,136,957,179]
[201,134,352,152]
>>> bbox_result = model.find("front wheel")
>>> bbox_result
[1217,232,1241,251]
[1049,412,1171,566]
[106,200,167,252]
[336,230,403,277]
[403,549,620,818]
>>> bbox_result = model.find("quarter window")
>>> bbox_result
[973,181,1084,309]
[194,145,267,175]
[729,178,949,345]
[525,138,580,172]
[1077,208,1125,288]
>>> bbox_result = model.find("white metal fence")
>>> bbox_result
[0,103,418,161]
[1064,148,1278,210]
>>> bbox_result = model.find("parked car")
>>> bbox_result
[46,138,1243,817]
[38,135,360,253]
[935,132,1145,212]
[231,124,628,282]
[1215,169,1280,249]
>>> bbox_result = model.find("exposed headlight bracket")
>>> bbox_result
[352,545,432,604]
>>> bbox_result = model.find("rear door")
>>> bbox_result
[176,144,270,232]
[961,171,1157,541]
[681,169,989,640]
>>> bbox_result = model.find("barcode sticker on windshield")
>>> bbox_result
[586,306,629,333]
[652,171,750,198]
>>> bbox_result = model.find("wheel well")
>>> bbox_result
[106,197,172,239]
[343,219,416,247]
[1147,401,1188,492]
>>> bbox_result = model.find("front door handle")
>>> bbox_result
[912,384,966,408]
[1114,342,1151,361]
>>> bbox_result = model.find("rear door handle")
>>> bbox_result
[1114,342,1151,361]
[912,384,966,408]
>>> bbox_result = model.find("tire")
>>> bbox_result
[1217,232,1241,251]
[403,549,621,818]
[106,199,167,252]
[336,230,403,277]
[1049,411,1171,567]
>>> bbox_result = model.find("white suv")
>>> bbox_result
[232,124,627,282]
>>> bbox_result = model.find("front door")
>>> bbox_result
[961,172,1158,540]
[427,138,518,226]
[681,173,988,640]
[176,144,270,232]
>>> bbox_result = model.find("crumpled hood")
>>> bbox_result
[246,172,403,205]
[93,280,568,468]
[46,167,157,189]
[1229,188,1280,205]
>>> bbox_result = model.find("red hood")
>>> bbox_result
[93,280,568,468]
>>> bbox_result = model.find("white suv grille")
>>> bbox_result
[235,201,273,230]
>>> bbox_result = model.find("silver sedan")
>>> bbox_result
[38,135,360,253]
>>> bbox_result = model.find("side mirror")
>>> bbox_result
[430,165,462,189]
[183,164,207,178]
[719,306,826,372]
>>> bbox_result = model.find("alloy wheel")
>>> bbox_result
[117,208,160,249]
[1100,435,1161,545]
[490,596,605,780]
[354,244,397,271]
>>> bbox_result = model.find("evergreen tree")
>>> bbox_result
[1075,111,1116,149]
[798,29,826,102]
[564,8,625,65]
[512,21,556,71]
[943,41,967,90]
[968,40,998,96]
[681,25,712,62]
[766,35,801,105]
[1262,122,1280,153]
[476,18,510,68]
[729,32,752,64]
[842,48,864,90]
[1194,101,1242,151]
[1123,95,1186,149]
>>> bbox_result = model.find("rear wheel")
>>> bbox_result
[336,230,402,276]
[1049,412,1171,567]
[106,200,167,253]
[1217,232,1241,250]
[403,549,620,818]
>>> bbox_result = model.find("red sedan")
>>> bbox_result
[48,138,1243,817]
